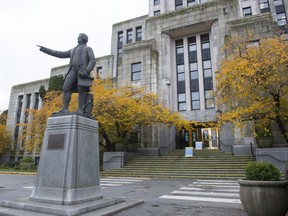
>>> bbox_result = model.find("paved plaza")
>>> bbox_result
[0,174,248,216]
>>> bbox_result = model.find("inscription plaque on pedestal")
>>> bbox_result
[47,134,65,150]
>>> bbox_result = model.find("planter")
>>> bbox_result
[256,137,273,148]
[238,179,288,216]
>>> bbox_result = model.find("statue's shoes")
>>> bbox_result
[76,109,84,115]
[57,109,69,114]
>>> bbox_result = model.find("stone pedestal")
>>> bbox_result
[1,114,142,216]
[30,115,102,205]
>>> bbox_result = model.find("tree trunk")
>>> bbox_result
[273,94,288,142]
[98,124,115,151]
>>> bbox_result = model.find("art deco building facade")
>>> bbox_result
[4,0,288,162]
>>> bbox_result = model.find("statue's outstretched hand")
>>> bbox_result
[37,45,46,52]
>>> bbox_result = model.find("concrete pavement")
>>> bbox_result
[0,174,248,216]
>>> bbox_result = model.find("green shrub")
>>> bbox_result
[245,161,281,181]
[20,157,34,163]
[20,157,35,170]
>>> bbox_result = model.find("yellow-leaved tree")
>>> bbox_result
[0,110,11,154]
[92,78,190,151]
[20,79,190,152]
[19,91,77,152]
[216,34,288,141]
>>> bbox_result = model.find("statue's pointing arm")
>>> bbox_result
[38,46,71,58]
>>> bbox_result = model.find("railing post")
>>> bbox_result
[285,160,288,180]
[250,142,254,156]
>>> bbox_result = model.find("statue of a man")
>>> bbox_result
[38,33,96,115]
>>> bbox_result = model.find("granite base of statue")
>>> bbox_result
[1,114,142,216]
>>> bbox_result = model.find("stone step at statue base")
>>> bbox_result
[0,197,143,216]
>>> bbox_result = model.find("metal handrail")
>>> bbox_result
[158,140,175,156]
[219,140,234,155]
[256,153,287,163]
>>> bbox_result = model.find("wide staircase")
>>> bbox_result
[101,149,255,180]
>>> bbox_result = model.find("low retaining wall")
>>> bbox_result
[103,152,135,171]
[256,147,288,172]
[233,144,257,156]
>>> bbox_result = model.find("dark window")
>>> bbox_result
[243,7,252,16]
[34,93,40,110]
[188,36,200,110]
[260,0,270,13]
[187,0,195,6]
[201,34,214,109]
[117,31,123,56]
[136,26,142,41]
[132,62,141,81]
[24,94,31,123]
[127,29,133,44]
[176,40,184,65]
[275,5,285,13]
[175,0,183,9]
[188,37,197,62]
[190,79,199,92]
[154,10,161,16]
[96,67,103,78]
[26,94,31,109]
[16,95,23,120]
[177,80,186,93]
[274,0,287,26]
[154,0,160,6]
[176,39,186,111]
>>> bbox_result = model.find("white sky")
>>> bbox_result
[0,0,148,111]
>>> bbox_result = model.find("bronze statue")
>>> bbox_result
[38,33,96,116]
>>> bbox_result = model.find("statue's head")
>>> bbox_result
[78,33,88,44]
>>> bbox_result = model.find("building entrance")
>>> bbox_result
[177,127,218,149]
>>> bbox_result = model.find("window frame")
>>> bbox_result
[131,62,142,81]
[243,6,252,16]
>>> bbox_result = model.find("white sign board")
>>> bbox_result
[195,142,203,150]
[185,147,193,157]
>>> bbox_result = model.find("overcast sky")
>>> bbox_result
[0,0,148,111]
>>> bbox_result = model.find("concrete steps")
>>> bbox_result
[101,149,255,180]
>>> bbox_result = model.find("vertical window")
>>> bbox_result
[154,0,160,6]
[243,7,252,16]
[126,29,133,44]
[154,10,161,16]
[188,37,200,110]
[24,94,31,123]
[260,0,270,13]
[187,0,195,6]
[176,39,186,111]
[136,26,142,41]
[178,93,186,111]
[34,93,40,110]
[15,95,23,146]
[274,0,287,26]
[132,62,141,81]
[201,34,214,109]
[117,31,123,57]
[96,67,103,78]
[26,94,31,109]
[175,0,183,9]
[16,95,23,123]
